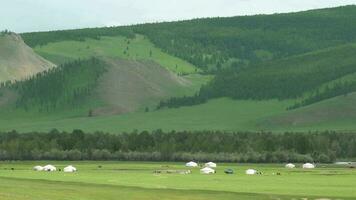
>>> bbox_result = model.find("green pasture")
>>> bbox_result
[2,96,356,133]
[34,35,198,74]
[0,98,292,133]
[0,161,355,200]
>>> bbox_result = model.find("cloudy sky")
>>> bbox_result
[1,0,356,33]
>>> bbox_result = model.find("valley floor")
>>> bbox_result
[0,161,355,200]
[2,94,356,133]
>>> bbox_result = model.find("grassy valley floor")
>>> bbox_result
[0,161,355,200]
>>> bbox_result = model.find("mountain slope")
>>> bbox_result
[22,5,356,71]
[259,92,356,131]
[32,35,198,74]
[159,43,356,109]
[0,33,55,82]
[0,58,208,117]
[92,58,202,115]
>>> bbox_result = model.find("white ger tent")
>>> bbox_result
[200,167,215,174]
[245,169,257,175]
[186,161,198,167]
[43,165,57,172]
[285,163,296,168]
[205,162,217,168]
[33,166,44,171]
[64,165,77,173]
[303,163,315,169]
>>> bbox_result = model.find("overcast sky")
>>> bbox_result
[1,0,356,33]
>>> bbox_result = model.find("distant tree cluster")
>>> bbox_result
[1,130,355,163]
[2,58,107,112]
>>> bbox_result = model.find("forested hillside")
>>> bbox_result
[21,5,356,72]
[159,44,356,109]
[2,5,356,132]
[2,58,107,112]
[134,6,356,70]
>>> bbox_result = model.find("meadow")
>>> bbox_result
[2,95,356,133]
[0,98,292,133]
[0,161,355,200]
[34,35,198,74]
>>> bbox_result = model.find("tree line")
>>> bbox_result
[1,130,355,163]
[21,27,135,47]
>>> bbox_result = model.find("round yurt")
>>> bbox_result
[200,167,215,174]
[245,169,257,175]
[285,163,296,169]
[205,162,217,168]
[185,161,198,167]
[64,165,77,173]
[302,163,315,169]
[33,166,44,171]
[43,165,57,172]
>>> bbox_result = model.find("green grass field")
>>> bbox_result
[34,35,198,74]
[0,161,355,200]
[0,98,292,133]
[2,95,356,133]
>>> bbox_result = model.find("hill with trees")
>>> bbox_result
[2,6,356,132]
[22,5,356,72]
[0,57,206,117]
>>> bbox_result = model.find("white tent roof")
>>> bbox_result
[205,162,217,168]
[285,163,296,168]
[33,166,43,171]
[200,167,215,174]
[43,164,57,172]
[64,165,77,173]
[246,169,257,175]
[303,163,315,169]
[186,161,198,167]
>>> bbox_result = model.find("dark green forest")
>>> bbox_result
[1,58,107,112]
[0,130,355,163]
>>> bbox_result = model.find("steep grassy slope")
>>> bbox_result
[0,33,55,82]
[34,35,198,74]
